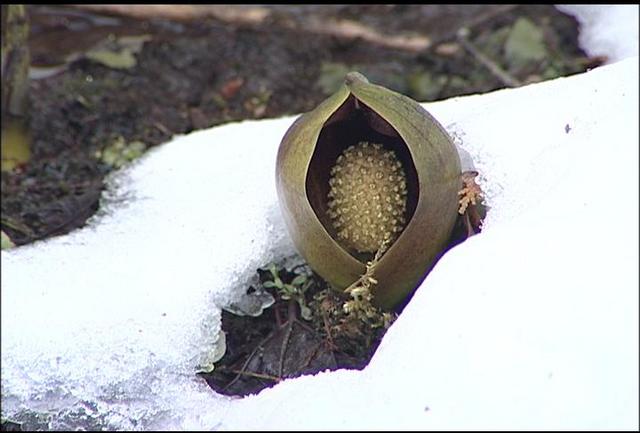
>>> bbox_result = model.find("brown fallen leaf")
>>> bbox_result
[220,77,245,100]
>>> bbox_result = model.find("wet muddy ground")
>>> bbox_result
[1,4,597,247]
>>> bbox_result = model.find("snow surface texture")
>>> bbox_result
[0,116,298,430]
[218,57,639,431]
[2,7,639,431]
[556,4,639,63]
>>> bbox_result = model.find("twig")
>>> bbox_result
[277,300,297,378]
[343,238,388,295]
[227,369,281,383]
[153,121,171,136]
[427,5,520,49]
[300,341,325,371]
[321,308,337,351]
[456,27,522,88]
[274,303,284,327]
[222,346,262,392]
[69,5,269,25]
[70,5,430,52]
[222,330,279,392]
[304,18,431,52]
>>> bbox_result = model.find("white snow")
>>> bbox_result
[1,118,296,430]
[556,5,639,63]
[220,57,640,430]
[2,5,638,431]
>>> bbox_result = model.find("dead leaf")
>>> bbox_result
[220,77,245,99]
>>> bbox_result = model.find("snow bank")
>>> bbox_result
[0,113,302,428]
[556,5,639,63]
[2,5,638,431]
[220,56,639,431]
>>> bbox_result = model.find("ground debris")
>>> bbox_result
[199,262,389,397]
[2,5,595,248]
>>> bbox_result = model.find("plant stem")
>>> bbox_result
[457,27,522,88]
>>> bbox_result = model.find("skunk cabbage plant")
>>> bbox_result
[276,72,461,309]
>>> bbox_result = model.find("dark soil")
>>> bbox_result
[1,4,598,246]
[200,265,388,397]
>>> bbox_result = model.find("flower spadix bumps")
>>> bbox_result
[328,141,407,253]
[276,72,461,309]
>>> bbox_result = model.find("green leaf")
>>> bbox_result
[301,279,313,293]
[86,48,136,69]
[291,274,307,287]
[263,281,277,289]
[504,18,547,68]
[267,263,279,279]
[1,230,16,249]
[282,284,297,295]
[84,34,151,70]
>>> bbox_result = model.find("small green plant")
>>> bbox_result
[95,135,147,169]
[263,263,313,320]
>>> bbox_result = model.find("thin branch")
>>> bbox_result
[227,369,281,383]
[69,5,431,52]
[304,18,431,52]
[222,330,279,392]
[69,5,269,25]
[457,28,522,88]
